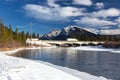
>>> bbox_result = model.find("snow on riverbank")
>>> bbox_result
[0,48,108,80]
[70,46,120,53]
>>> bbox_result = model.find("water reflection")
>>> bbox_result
[12,48,120,80]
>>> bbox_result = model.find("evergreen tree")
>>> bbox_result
[0,20,2,42]
[9,24,13,41]
[32,32,36,38]
[26,31,30,38]
[0,19,29,47]
[21,31,26,45]
[1,26,8,44]
[15,27,19,41]
[37,33,39,38]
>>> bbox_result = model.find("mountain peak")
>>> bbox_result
[63,25,82,31]
[60,25,85,35]
[40,29,60,40]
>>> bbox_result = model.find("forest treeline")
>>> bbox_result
[0,19,39,48]
[70,34,120,41]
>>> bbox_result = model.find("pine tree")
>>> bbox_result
[0,19,2,46]
[9,24,13,41]
[21,31,26,45]
[0,19,2,42]
[15,27,19,41]
[1,26,7,44]
[32,32,36,38]
[0,19,29,47]
[26,32,30,38]
[37,33,39,38]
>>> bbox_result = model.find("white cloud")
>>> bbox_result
[24,4,54,20]
[74,17,117,27]
[84,28,120,35]
[100,29,120,35]
[47,0,60,8]
[73,0,92,6]
[91,8,120,18]
[95,2,104,9]
[60,7,85,17]
[24,4,85,21]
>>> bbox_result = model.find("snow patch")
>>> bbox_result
[0,53,82,80]
[70,46,120,53]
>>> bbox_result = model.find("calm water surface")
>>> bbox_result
[12,48,120,80]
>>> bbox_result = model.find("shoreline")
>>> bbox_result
[0,47,108,80]
[0,46,39,51]
[0,46,53,54]
[70,46,120,53]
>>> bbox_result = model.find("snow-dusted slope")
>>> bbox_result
[83,28,100,34]
[59,25,77,35]
[59,25,96,35]
[0,49,108,80]
[41,29,60,40]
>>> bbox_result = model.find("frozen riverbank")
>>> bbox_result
[70,46,120,53]
[0,48,108,80]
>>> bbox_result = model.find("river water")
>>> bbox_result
[12,47,120,80]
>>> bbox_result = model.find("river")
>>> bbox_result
[11,47,120,80]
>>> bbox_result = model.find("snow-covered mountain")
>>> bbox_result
[59,26,77,36]
[41,26,97,40]
[41,25,120,40]
[41,29,60,40]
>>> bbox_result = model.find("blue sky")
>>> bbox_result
[0,0,120,34]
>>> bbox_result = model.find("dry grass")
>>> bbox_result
[102,41,120,48]
[0,40,22,51]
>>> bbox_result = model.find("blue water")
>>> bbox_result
[12,47,120,80]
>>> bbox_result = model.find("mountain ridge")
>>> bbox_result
[41,25,97,40]
[40,25,120,41]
